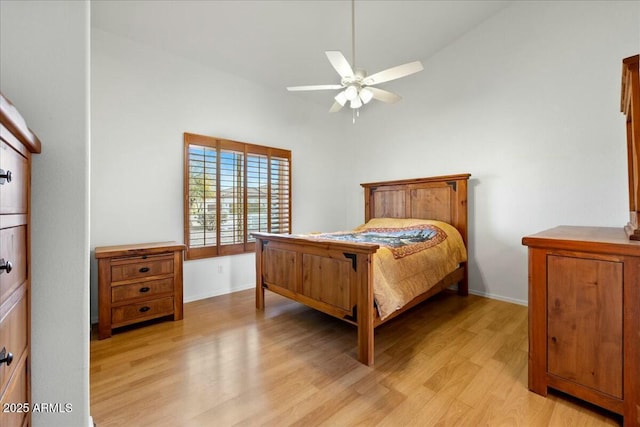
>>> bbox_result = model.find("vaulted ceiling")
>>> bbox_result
[92,1,512,100]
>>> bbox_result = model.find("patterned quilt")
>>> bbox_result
[312,224,447,259]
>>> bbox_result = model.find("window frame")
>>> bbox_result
[183,132,291,260]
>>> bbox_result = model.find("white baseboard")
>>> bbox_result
[89,415,95,427]
[183,283,254,303]
[468,289,528,307]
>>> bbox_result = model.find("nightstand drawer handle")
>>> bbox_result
[0,259,12,274]
[0,169,11,185]
[139,306,150,313]
[0,347,13,366]
[139,287,150,293]
[139,267,150,273]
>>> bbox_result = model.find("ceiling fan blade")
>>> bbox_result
[363,61,424,85]
[287,84,343,91]
[367,87,402,104]
[326,51,354,79]
[329,101,344,113]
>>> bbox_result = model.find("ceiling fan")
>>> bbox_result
[286,0,424,117]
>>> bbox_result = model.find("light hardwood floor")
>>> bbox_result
[90,289,621,426]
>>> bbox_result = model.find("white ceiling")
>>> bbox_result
[91,0,512,97]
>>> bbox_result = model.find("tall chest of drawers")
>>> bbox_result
[0,93,41,426]
[95,242,185,339]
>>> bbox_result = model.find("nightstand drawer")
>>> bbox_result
[110,254,173,282]
[111,297,174,326]
[112,277,174,303]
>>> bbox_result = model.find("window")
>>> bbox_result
[183,133,291,260]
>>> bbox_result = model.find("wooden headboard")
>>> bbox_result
[361,173,471,245]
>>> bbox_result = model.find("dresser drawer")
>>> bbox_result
[0,226,26,308]
[0,140,28,215]
[111,296,174,327]
[110,254,174,282]
[112,277,174,303]
[0,352,28,427]
[0,293,27,397]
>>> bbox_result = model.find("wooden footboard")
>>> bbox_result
[254,233,466,365]
[253,233,379,365]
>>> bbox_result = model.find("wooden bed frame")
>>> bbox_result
[253,173,471,366]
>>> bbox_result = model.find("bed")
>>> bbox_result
[252,173,471,366]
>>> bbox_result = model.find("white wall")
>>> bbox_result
[344,1,639,304]
[91,29,350,319]
[0,1,91,427]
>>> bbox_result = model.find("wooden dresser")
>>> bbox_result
[0,93,41,426]
[523,226,640,426]
[95,242,186,339]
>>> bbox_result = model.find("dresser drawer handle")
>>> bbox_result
[0,347,13,366]
[139,267,150,273]
[139,306,150,313]
[139,287,150,293]
[0,169,11,185]
[0,259,12,274]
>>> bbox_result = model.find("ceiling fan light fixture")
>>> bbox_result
[359,87,373,104]
[335,90,348,106]
[344,85,358,101]
[284,0,423,120]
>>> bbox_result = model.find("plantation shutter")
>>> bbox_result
[247,153,269,241]
[219,148,245,250]
[270,155,290,234]
[187,144,217,249]
[184,133,291,260]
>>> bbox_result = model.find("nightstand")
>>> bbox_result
[95,241,186,339]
